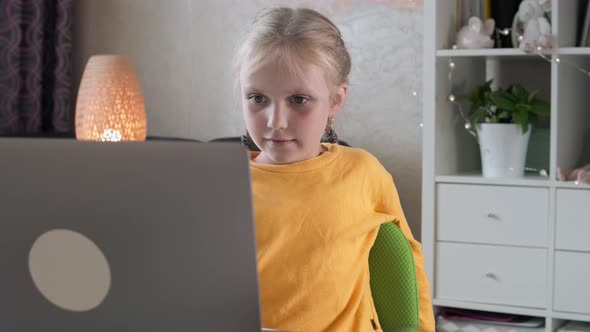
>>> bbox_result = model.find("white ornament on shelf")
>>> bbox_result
[456,17,495,49]
[513,0,553,51]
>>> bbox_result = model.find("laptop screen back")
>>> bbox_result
[0,139,261,331]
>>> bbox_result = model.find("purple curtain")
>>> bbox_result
[0,0,73,135]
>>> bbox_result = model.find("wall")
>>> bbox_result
[73,0,425,238]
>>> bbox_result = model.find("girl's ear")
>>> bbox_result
[330,82,349,115]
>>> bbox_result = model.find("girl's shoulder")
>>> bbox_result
[333,144,389,175]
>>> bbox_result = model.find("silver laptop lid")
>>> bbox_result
[0,139,261,331]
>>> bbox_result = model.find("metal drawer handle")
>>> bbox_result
[487,212,500,220]
[485,272,499,281]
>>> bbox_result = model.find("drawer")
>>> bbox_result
[556,189,590,252]
[436,242,547,308]
[554,251,590,315]
[437,184,549,247]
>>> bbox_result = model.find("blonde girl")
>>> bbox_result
[234,7,434,332]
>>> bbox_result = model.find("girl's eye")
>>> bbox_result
[290,96,308,105]
[249,95,267,104]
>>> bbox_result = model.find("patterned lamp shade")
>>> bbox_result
[75,55,147,142]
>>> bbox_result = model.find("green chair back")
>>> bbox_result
[369,222,420,332]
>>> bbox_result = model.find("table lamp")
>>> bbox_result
[75,55,147,142]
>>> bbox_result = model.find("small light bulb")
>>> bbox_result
[464,122,471,130]
[449,62,455,69]
[536,46,543,51]
[502,28,510,35]
[555,57,561,63]
[412,91,418,97]
[448,94,455,102]
[100,129,122,142]
[518,35,524,41]
[419,123,424,128]
[452,44,458,50]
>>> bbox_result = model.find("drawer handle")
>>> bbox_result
[485,272,499,281]
[486,212,500,221]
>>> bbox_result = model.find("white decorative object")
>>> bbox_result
[513,0,552,50]
[76,55,147,142]
[477,123,531,178]
[456,17,495,49]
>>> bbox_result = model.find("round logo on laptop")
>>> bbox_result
[28,229,112,312]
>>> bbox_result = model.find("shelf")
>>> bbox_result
[435,175,590,189]
[436,47,590,58]
[556,47,590,56]
[435,174,551,187]
[436,48,549,58]
[554,181,590,190]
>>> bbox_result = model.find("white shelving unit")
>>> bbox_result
[422,1,590,331]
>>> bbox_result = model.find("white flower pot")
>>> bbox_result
[477,123,532,178]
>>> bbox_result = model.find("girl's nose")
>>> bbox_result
[267,103,288,130]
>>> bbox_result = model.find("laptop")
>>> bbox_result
[0,138,263,331]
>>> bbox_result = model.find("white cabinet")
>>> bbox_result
[422,1,590,330]
[437,184,549,247]
[556,189,590,252]
[554,189,590,316]
[436,243,547,308]
[554,251,590,315]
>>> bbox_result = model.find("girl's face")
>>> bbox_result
[240,59,347,165]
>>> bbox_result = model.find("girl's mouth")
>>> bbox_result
[268,138,294,145]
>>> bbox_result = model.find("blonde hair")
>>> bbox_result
[233,7,351,90]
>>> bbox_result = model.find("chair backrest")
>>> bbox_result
[368,222,420,332]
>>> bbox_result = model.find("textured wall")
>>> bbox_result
[73,0,425,238]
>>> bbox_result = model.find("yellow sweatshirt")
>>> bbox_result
[250,144,434,332]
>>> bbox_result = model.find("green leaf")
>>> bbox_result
[515,103,532,112]
[510,84,528,100]
[468,104,487,118]
[530,99,551,115]
[470,118,479,132]
[528,90,539,103]
[512,110,529,134]
[521,111,529,133]
[512,111,521,123]
[490,91,517,111]
[471,110,484,130]
[470,107,489,129]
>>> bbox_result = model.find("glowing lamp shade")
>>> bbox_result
[75,55,147,142]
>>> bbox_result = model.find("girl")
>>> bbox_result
[233,7,434,332]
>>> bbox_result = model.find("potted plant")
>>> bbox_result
[459,80,550,178]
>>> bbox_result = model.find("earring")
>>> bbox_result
[321,116,339,144]
[240,131,260,151]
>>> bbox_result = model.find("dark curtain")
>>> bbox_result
[0,0,73,135]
